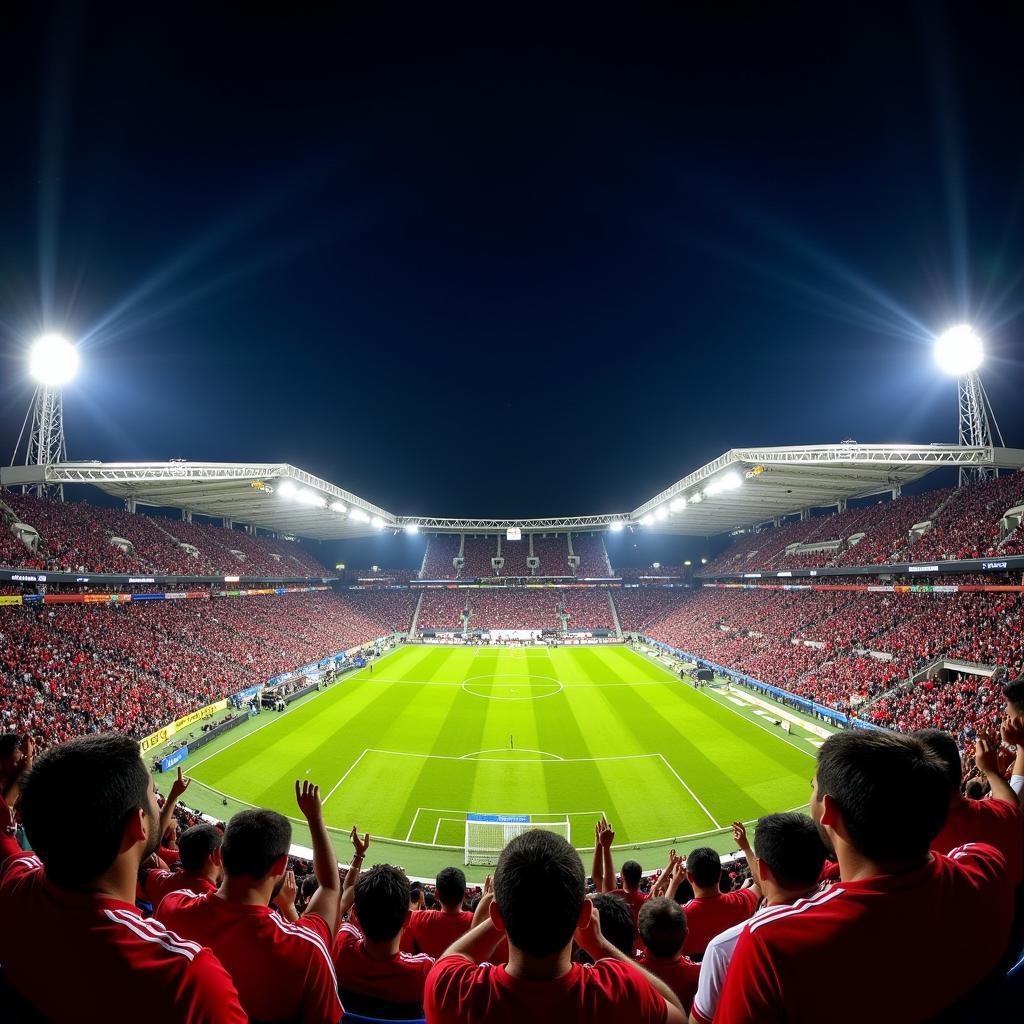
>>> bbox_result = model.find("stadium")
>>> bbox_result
[3,10,1024,1024]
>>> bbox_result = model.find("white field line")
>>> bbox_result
[459,747,565,760]
[700,689,819,760]
[432,818,444,845]
[413,805,607,817]
[322,749,370,805]
[367,748,658,765]
[405,807,422,843]
[655,753,721,830]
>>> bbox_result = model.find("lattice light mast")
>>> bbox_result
[9,334,80,499]
[933,325,1004,486]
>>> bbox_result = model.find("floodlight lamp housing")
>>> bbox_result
[30,334,80,387]
[934,325,984,377]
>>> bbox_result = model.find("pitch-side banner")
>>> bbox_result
[139,698,228,754]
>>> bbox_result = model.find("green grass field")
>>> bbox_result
[183,644,824,879]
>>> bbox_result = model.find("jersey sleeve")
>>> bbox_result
[589,959,668,1023]
[424,956,485,1021]
[0,796,23,862]
[690,929,733,1024]
[178,947,249,1024]
[297,914,343,1024]
[713,926,785,1024]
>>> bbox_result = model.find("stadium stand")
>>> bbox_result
[420,534,461,579]
[416,589,467,629]
[497,537,530,577]
[570,532,612,576]
[0,491,328,577]
[460,536,498,578]
[532,534,570,576]
[466,588,560,630]
[560,588,615,629]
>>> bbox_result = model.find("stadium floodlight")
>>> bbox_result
[669,497,687,513]
[350,508,370,523]
[278,480,298,499]
[654,505,669,522]
[934,324,983,377]
[608,520,625,532]
[701,557,708,565]
[405,522,420,534]
[706,470,743,497]
[329,501,347,514]
[684,560,692,566]
[640,514,655,527]
[29,334,80,387]
[371,515,384,529]
[296,489,327,508]
[689,492,703,504]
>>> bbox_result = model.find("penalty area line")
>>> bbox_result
[322,749,369,805]
[655,753,722,830]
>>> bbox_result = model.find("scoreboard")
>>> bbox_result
[506,527,522,541]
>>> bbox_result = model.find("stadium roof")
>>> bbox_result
[2,443,1024,540]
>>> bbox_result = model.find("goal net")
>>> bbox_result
[465,813,571,866]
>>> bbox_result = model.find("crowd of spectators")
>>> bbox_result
[417,590,468,629]
[561,589,615,629]
[421,535,461,578]
[459,537,498,578]
[1,491,328,578]
[467,589,560,630]
[533,535,570,575]
[570,533,613,576]
[497,538,530,577]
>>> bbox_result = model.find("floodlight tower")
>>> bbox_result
[933,325,1004,486]
[10,334,80,499]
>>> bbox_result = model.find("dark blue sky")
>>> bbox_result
[2,5,1024,539]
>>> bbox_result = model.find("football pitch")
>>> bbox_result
[184,644,823,879]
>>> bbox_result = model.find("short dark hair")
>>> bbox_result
[0,733,20,762]
[686,847,722,888]
[19,733,151,889]
[815,731,948,863]
[911,729,962,794]
[593,893,635,955]
[965,778,987,800]
[493,829,584,957]
[621,860,642,888]
[435,866,466,908]
[1003,678,1024,714]
[221,809,291,878]
[752,812,827,889]
[638,896,687,958]
[354,865,410,942]
[178,823,223,874]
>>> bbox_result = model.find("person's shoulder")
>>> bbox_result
[943,842,1009,882]
[156,888,206,917]
[102,906,206,964]
[268,911,335,969]
[333,920,362,954]
[0,851,42,888]
[741,886,849,945]
[398,949,436,976]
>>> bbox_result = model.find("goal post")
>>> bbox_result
[464,813,571,866]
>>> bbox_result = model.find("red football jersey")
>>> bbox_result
[715,844,1014,1024]
[142,869,217,913]
[425,955,669,1023]
[0,850,244,1023]
[406,907,475,957]
[158,889,342,1024]
[614,887,649,927]
[931,797,1022,883]
[334,921,434,1003]
[681,888,758,956]
[636,951,700,1014]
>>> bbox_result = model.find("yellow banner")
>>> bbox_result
[140,725,174,754]
[171,699,227,733]
[0,595,22,606]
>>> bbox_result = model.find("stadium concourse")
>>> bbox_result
[2,477,1024,1021]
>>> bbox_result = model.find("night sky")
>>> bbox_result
[2,6,1024,567]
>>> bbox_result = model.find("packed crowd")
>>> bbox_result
[3,692,1023,1022]
[570,533,613,576]
[417,590,468,629]
[467,589,560,630]
[532,535,571,576]
[561,589,615,629]
[1,491,328,578]
[419,534,613,581]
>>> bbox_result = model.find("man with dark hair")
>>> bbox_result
[689,815,825,1024]
[677,847,759,958]
[999,683,1024,799]
[913,730,1022,882]
[0,733,31,813]
[141,822,225,911]
[637,897,700,1014]
[425,828,686,1022]
[158,780,344,1024]
[715,731,1015,1023]
[1004,677,1024,719]
[405,865,473,957]
[591,891,637,957]
[0,733,245,1022]
[334,863,435,1018]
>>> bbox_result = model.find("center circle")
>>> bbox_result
[461,673,564,701]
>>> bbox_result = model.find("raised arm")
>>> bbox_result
[651,849,679,897]
[295,780,342,934]
[975,735,1019,807]
[592,819,606,891]
[1,734,34,809]
[275,869,299,922]
[732,821,762,896]
[600,818,616,893]
[339,825,370,919]
[1001,716,1024,806]
[158,767,191,840]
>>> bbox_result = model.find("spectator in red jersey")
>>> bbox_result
[589,892,638,957]
[334,864,435,1019]
[424,828,686,1023]
[715,731,1016,1024]
[0,733,31,812]
[637,898,700,1014]
[158,780,343,1024]
[676,847,759,958]
[689,814,826,1024]
[591,815,650,930]
[0,733,245,1023]
[615,859,648,925]
[406,866,473,957]
[913,729,1022,882]
[141,822,224,912]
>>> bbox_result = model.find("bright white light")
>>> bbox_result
[296,489,327,508]
[609,520,625,533]
[652,562,661,569]
[706,471,743,497]
[405,523,419,534]
[30,334,79,387]
[641,514,655,527]
[329,501,347,514]
[701,557,708,565]
[655,506,669,522]
[350,508,370,523]
[934,324,984,376]
[371,516,384,529]
[690,493,703,505]
[278,480,298,499]
[669,497,687,513]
